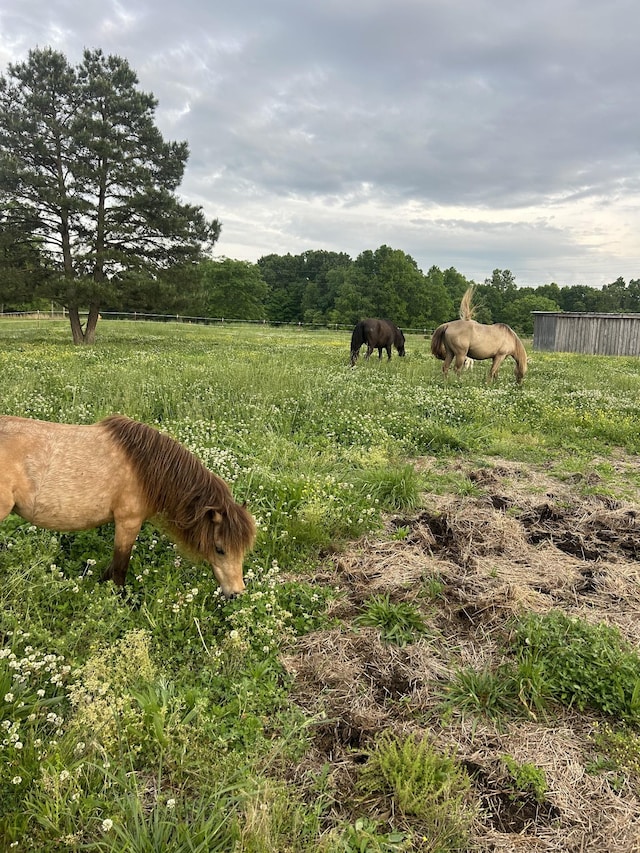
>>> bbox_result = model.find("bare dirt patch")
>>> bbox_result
[282,457,640,852]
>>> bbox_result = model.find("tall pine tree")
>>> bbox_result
[0,47,219,342]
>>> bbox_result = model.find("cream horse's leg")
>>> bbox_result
[442,349,454,378]
[453,352,469,376]
[489,353,507,381]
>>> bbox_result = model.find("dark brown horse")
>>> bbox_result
[431,288,528,383]
[0,415,256,596]
[350,318,406,366]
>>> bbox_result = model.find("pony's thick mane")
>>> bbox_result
[495,322,516,338]
[505,325,528,376]
[493,323,528,377]
[102,415,255,556]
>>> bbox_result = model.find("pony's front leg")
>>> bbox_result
[365,345,374,359]
[103,515,144,586]
[488,353,507,381]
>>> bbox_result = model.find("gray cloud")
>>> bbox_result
[1,0,639,287]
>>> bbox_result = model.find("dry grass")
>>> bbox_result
[282,456,640,852]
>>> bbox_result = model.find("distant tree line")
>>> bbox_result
[3,239,640,336]
[1,49,638,340]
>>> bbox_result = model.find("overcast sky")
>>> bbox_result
[1,0,639,289]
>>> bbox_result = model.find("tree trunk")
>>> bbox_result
[84,303,100,344]
[68,306,85,344]
[67,303,100,344]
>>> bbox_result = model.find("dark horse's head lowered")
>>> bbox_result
[350,318,406,366]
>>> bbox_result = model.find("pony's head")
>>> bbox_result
[102,415,258,597]
[513,334,528,384]
[515,355,528,383]
[396,329,406,357]
[199,501,257,597]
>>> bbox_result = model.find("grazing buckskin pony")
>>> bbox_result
[350,318,406,366]
[430,288,528,383]
[0,415,256,596]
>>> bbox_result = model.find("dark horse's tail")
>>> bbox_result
[430,324,448,361]
[350,321,366,365]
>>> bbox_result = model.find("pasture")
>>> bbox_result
[2,319,640,852]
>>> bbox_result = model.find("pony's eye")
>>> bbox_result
[215,545,225,556]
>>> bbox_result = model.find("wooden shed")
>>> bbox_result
[532,312,640,356]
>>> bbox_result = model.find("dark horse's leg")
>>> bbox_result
[385,345,392,360]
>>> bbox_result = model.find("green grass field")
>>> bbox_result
[2,319,640,851]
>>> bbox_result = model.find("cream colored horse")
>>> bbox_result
[431,288,527,383]
[0,415,256,596]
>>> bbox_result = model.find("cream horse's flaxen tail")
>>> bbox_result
[459,286,476,321]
